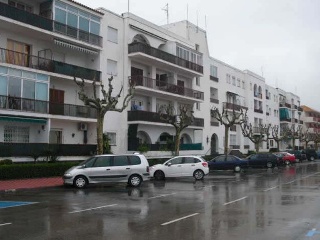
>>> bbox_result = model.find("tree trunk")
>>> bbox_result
[276,140,280,151]
[96,114,104,155]
[224,126,229,155]
[255,142,260,153]
[174,129,181,156]
[292,138,295,149]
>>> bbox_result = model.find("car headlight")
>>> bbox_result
[64,173,72,177]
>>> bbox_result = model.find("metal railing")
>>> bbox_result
[127,110,204,127]
[223,102,248,111]
[210,98,219,104]
[0,95,97,118]
[0,2,102,47]
[210,75,219,82]
[0,48,101,81]
[128,42,203,74]
[254,109,263,114]
[211,121,219,127]
[129,76,204,100]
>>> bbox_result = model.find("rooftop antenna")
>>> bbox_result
[162,3,169,24]
[196,11,199,32]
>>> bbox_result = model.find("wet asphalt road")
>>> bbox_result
[2,162,320,240]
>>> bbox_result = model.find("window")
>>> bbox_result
[4,126,29,143]
[232,76,236,85]
[196,102,200,110]
[196,77,200,86]
[93,156,112,167]
[129,156,141,165]
[242,81,245,89]
[237,78,240,87]
[9,0,33,12]
[113,156,129,166]
[106,132,116,145]
[184,157,197,164]
[168,157,183,165]
[250,83,252,90]
[215,156,225,162]
[176,46,202,64]
[210,65,217,77]
[107,59,117,75]
[270,140,274,147]
[230,134,237,145]
[107,26,118,43]
[226,74,231,83]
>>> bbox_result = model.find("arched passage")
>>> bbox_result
[211,134,218,155]
[132,34,150,45]
[180,133,192,144]
[137,131,151,144]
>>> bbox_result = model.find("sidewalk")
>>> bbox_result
[0,177,63,192]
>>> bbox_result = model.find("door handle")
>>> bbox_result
[126,168,130,170]
[191,165,195,166]
[177,165,182,167]
[106,169,111,171]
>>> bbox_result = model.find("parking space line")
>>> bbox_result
[148,193,176,199]
[0,223,12,227]
[263,186,279,192]
[69,204,118,214]
[161,213,199,226]
[223,196,247,206]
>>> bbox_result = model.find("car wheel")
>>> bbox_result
[285,160,290,165]
[310,156,315,161]
[266,162,273,168]
[128,174,142,187]
[193,170,204,180]
[234,166,241,172]
[73,176,88,189]
[154,170,165,180]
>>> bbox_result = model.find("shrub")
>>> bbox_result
[137,143,150,154]
[0,159,13,165]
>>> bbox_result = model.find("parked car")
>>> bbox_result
[63,154,150,188]
[286,150,307,162]
[317,150,320,159]
[246,153,279,168]
[274,152,296,165]
[149,156,209,180]
[208,155,248,172]
[303,149,318,161]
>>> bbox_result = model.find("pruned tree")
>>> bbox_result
[298,128,312,149]
[241,121,271,153]
[309,131,320,149]
[74,76,135,154]
[211,106,247,155]
[270,125,282,151]
[158,104,194,156]
[282,125,302,149]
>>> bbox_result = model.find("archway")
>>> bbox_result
[137,131,151,144]
[211,134,218,155]
[132,34,150,45]
[180,133,192,144]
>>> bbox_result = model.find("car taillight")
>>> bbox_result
[202,162,208,167]
[146,166,149,173]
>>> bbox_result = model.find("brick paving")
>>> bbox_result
[0,177,63,191]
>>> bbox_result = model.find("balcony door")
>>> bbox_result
[7,40,31,67]
[131,67,143,86]
[49,89,64,115]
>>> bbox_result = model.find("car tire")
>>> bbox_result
[285,160,290,165]
[193,169,204,180]
[154,170,165,180]
[73,175,88,189]
[128,174,142,187]
[266,162,273,168]
[234,166,241,173]
[310,156,315,161]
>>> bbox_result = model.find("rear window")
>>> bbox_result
[129,155,141,165]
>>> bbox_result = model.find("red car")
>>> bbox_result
[275,152,296,165]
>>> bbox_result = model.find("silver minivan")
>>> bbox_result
[63,154,150,188]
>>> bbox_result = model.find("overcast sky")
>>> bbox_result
[77,0,320,110]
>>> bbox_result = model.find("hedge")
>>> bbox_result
[0,162,79,180]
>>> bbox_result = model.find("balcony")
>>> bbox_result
[210,75,219,82]
[128,42,203,74]
[294,118,298,123]
[0,95,97,119]
[300,120,303,124]
[298,107,303,112]
[266,112,270,116]
[210,98,219,104]
[0,2,102,47]
[129,76,203,100]
[229,145,240,149]
[280,118,291,122]
[0,48,101,81]
[254,109,263,114]
[127,110,204,127]
[223,102,248,111]
[211,121,219,127]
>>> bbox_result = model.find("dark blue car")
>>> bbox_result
[208,155,248,172]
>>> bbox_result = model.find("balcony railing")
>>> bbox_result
[211,121,219,127]
[210,98,219,104]
[127,110,204,127]
[0,95,97,119]
[210,75,219,82]
[254,109,263,114]
[128,42,203,74]
[229,145,240,149]
[0,2,102,47]
[128,142,202,151]
[223,102,248,111]
[0,48,101,81]
[129,76,204,100]
[280,118,291,122]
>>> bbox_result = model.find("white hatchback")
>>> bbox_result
[149,156,209,180]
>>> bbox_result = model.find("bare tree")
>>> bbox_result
[211,106,247,155]
[241,122,271,153]
[74,76,135,154]
[282,125,301,149]
[158,104,194,156]
[298,128,312,149]
[270,125,282,151]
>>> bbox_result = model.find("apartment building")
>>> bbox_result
[0,0,104,159]
[0,1,303,159]
[301,105,320,148]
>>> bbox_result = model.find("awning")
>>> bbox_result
[54,39,99,55]
[0,116,47,124]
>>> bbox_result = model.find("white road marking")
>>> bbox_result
[161,213,199,226]
[148,193,176,199]
[69,204,118,214]
[0,223,12,227]
[283,180,296,185]
[201,185,215,189]
[263,186,279,192]
[223,196,248,206]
